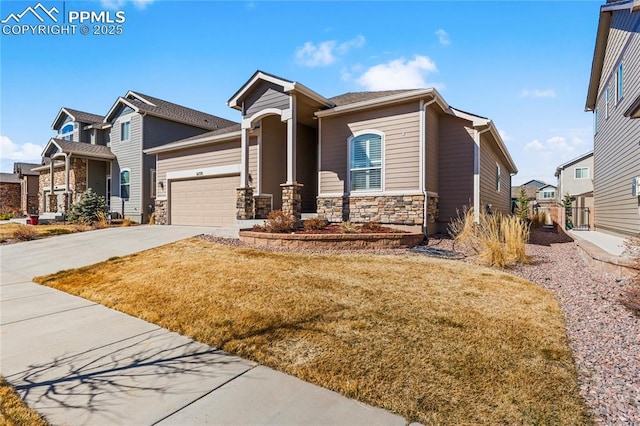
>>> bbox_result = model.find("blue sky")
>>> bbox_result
[1,0,601,185]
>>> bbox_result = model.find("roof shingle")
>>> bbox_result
[63,108,104,124]
[327,90,416,107]
[51,139,115,159]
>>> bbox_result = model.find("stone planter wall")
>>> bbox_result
[239,230,424,250]
[317,194,425,226]
[155,199,168,225]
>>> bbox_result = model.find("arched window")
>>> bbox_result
[60,123,74,141]
[349,132,382,191]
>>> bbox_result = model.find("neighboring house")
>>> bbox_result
[586,0,640,237]
[0,173,22,216]
[147,70,518,235]
[0,162,40,216]
[555,151,595,229]
[535,184,557,207]
[510,179,549,212]
[35,96,236,222]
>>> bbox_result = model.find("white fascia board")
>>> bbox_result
[227,71,295,109]
[166,164,241,181]
[104,97,139,123]
[289,82,334,107]
[144,131,241,155]
[125,91,156,106]
[51,107,73,130]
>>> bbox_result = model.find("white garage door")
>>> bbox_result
[170,176,238,226]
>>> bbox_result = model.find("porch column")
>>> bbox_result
[49,159,55,212]
[237,124,254,220]
[64,154,71,212]
[285,94,297,184]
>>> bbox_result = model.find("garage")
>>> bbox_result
[169,175,238,226]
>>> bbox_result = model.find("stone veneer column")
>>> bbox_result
[280,182,303,220]
[254,195,273,219]
[48,194,58,213]
[236,187,254,220]
[154,199,168,225]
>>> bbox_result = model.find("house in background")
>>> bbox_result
[35,94,237,223]
[535,184,557,208]
[147,70,518,234]
[555,151,594,229]
[510,179,549,213]
[586,0,640,237]
[0,162,40,217]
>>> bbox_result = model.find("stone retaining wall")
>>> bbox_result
[0,183,21,215]
[155,199,168,225]
[239,230,424,250]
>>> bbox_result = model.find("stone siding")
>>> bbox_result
[236,187,254,220]
[0,183,22,216]
[281,183,303,219]
[254,195,272,219]
[155,199,168,225]
[317,194,425,225]
[38,159,89,212]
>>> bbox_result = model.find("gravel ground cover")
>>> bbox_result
[201,228,640,424]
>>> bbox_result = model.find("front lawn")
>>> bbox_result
[0,377,48,425]
[35,238,591,424]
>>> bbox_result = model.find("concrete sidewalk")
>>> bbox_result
[568,229,638,279]
[1,226,405,425]
[568,229,629,257]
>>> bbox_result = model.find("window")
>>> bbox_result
[349,133,382,191]
[605,87,609,119]
[120,170,130,200]
[575,167,589,179]
[496,164,501,192]
[150,169,156,198]
[120,121,130,141]
[594,109,598,134]
[541,189,555,199]
[60,123,74,141]
[616,62,624,102]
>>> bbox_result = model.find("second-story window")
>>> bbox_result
[120,121,130,141]
[60,123,74,141]
[616,62,624,103]
[575,167,589,179]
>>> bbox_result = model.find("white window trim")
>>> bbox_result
[120,120,131,142]
[496,163,501,192]
[605,87,609,119]
[150,169,157,199]
[347,129,385,194]
[616,62,624,104]
[574,167,589,180]
[120,168,131,200]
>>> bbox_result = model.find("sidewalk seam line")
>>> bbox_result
[1,303,101,326]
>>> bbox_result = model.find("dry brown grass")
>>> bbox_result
[0,377,48,426]
[35,240,590,425]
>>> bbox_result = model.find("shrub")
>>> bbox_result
[252,224,266,232]
[303,217,327,231]
[530,211,547,228]
[339,221,359,234]
[0,212,14,220]
[515,187,530,221]
[122,217,133,227]
[148,213,155,225]
[621,286,640,317]
[264,210,296,233]
[12,224,37,241]
[67,189,107,225]
[360,221,382,232]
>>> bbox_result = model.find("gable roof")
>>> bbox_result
[328,90,416,107]
[13,162,40,176]
[227,70,333,111]
[538,184,557,191]
[42,139,115,160]
[586,0,640,111]
[104,91,237,131]
[144,124,242,155]
[52,107,104,130]
[554,151,594,176]
[522,179,549,188]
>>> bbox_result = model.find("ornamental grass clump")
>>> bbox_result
[11,224,37,241]
[449,208,530,267]
[303,217,327,231]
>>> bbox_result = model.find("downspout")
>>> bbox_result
[473,126,492,222]
[421,97,437,240]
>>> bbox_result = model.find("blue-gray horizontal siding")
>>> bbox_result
[244,81,290,118]
[593,8,640,236]
[109,113,143,221]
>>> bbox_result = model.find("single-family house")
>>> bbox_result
[0,162,40,217]
[510,179,549,213]
[35,95,237,223]
[586,0,640,237]
[535,184,557,208]
[555,151,594,229]
[147,70,518,234]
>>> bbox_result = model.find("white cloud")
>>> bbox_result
[295,35,365,68]
[0,135,43,163]
[435,29,450,46]
[101,0,154,10]
[355,55,442,90]
[524,139,544,151]
[520,88,557,98]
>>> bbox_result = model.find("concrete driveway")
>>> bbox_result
[1,226,405,425]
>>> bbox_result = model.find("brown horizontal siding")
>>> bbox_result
[320,102,421,194]
[479,132,511,215]
[438,115,474,226]
[426,105,439,193]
